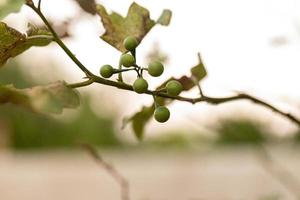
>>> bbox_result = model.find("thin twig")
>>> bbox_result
[81,144,130,200]
[255,145,300,199]
[26,2,300,129]
[26,2,93,77]
[118,53,124,82]
[192,76,204,97]
[114,67,136,73]
[131,49,136,62]
[37,0,42,11]
[195,53,205,97]
[67,78,94,88]
[197,93,300,128]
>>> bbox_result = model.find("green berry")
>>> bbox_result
[120,54,135,68]
[148,61,164,77]
[133,78,148,94]
[100,64,114,78]
[166,80,183,96]
[123,36,139,51]
[154,106,170,123]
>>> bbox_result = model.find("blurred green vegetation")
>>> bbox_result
[0,61,35,88]
[292,130,300,142]
[0,62,297,150]
[0,102,120,149]
[141,118,270,150]
[0,62,121,149]
[142,132,212,150]
[146,133,193,149]
[215,118,268,144]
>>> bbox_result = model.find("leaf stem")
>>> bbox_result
[192,76,205,97]
[152,95,159,108]
[114,68,136,74]
[131,49,136,61]
[67,78,94,88]
[118,53,125,82]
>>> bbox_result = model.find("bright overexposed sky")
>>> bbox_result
[3,0,300,138]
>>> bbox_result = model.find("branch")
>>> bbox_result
[81,144,130,200]
[92,74,300,127]
[26,2,300,129]
[199,94,300,127]
[26,2,93,76]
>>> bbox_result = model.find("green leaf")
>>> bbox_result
[0,81,80,113]
[123,105,155,140]
[96,2,171,52]
[0,0,24,20]
[157,9,172,26]
[190,53,207,81]
[0,22,53,66]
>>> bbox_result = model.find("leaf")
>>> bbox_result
[24,81,80,113]
[0,85,31,108]
[190,53,207,81]
[73,0,97,15]
[96,2,171,52]
[123,105,155,140]
[124,54,207,140]
[0,22,53,66]
[177,76,195,90]
[157,9,172,26]
[0,81,80,113]
[191,63,207,81]
[97,2,154,52]
[0,0,24,20]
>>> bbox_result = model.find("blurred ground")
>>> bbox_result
[0,146,300,200]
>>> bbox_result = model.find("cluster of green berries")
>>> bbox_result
[99,36,183,123]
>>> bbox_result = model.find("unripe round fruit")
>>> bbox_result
[148,61,164,77]
[166,80,183,96]
[123,36,139,51]
[154,106,170,123]
[133,78,148,94]
[100,64,114,78]
[120,54,135,67]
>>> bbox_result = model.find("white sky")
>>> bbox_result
[3,0,300,139]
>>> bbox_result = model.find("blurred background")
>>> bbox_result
[1,0,300,199]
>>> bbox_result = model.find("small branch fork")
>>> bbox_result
[25,1,300,128]
[81,144,130,200]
